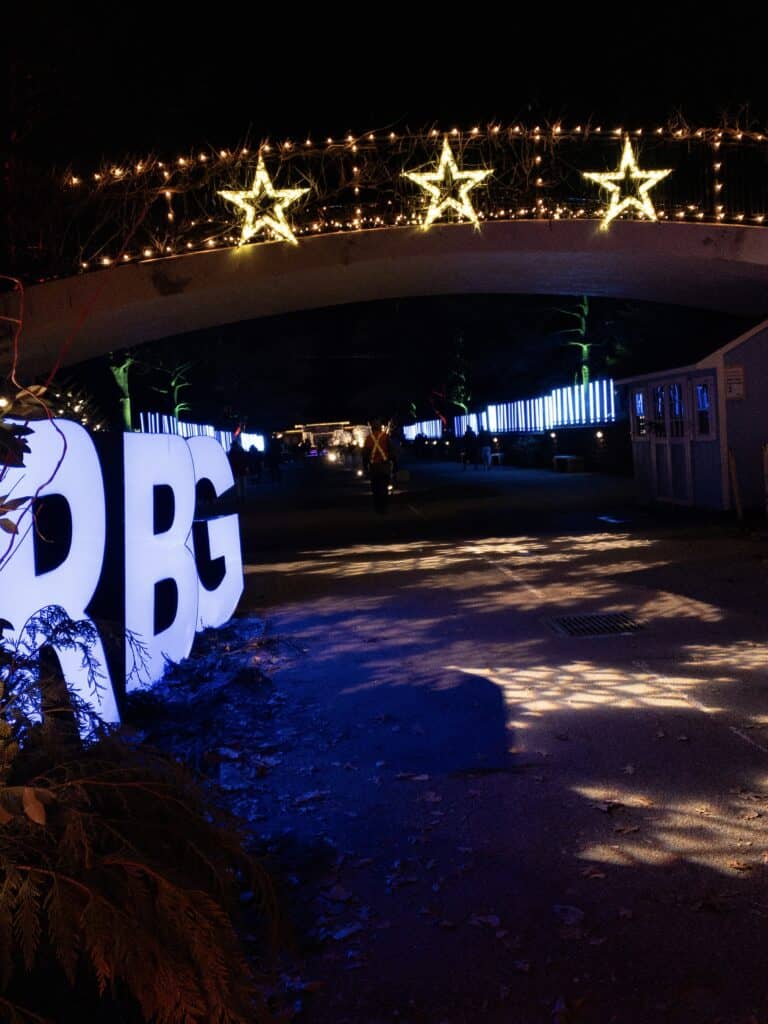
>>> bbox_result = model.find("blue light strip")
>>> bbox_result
[137,411,261,451]
[461,378,616,438]
[239,431,266,452]
[404,419,443,440]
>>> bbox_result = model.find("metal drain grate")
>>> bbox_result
[546,612,642,638]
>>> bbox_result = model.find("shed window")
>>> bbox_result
[631,390,648,438]
[694,380,715,438]
[669,383,685,437]
[652,386,666,437]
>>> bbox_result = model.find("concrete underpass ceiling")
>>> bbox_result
[5,220,768,377]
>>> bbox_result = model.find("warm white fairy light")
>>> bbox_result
[218,155,309,246]
[403,137,491,230]
[582,137,672,230]
[57,123,768,272]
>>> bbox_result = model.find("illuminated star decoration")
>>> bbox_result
[403,137,491,230]
[218,155,309,246]
[583,137,672,231]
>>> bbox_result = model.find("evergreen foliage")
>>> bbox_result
[0,608,279,1023]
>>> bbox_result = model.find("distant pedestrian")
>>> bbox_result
[478,428,492,471]
[362,419,393,514]
[266,435,282,483]
[387,421,401,477]
[227,441,248,502]
[247,444,263,483]
[461,426,477,470]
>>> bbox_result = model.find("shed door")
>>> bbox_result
[650,382,692,504]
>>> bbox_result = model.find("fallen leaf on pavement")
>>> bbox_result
[470,914,501,928]
[294,790,331,805]
[552,905,584,926]
[592,801,623,814]
[326,885,352,902]
[580,866,607,879]
[332,923,362,941]
[551,996,570,1023]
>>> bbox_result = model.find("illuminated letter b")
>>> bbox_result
[123,434,198,688]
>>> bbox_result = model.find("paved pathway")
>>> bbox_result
[231,459,768,1024]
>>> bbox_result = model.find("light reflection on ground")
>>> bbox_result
[572,785,768,875]
[246,531,723,623]
[680,641,768,671]
[447,661,717,714]
[247,533,663,582]
[244,521,768,881]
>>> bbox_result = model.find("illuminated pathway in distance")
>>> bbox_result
[227,458,768,1023]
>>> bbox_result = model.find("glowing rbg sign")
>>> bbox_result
[1,419,243,723]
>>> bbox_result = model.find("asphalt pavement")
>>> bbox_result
[231,456,768,1024]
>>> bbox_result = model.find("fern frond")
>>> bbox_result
[13,875,41,973]
[0,995,50,1023]
[44,881,79,985]
[81,897,114,996]
[0,600,279,1021]
[0,887,14,987]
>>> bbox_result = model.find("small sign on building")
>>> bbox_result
[725,366,745,399]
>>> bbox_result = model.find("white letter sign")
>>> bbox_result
[0,420,245,723]
[0,419,120,723]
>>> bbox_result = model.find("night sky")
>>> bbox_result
[11,14,767,162]
[7,14,768,427]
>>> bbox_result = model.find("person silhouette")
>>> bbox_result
[362,419,393,514]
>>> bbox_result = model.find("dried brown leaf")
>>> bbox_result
[22,788,46,826]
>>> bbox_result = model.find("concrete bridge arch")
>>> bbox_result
[7,219,768,372]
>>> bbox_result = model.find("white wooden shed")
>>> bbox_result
[619,319,768,512]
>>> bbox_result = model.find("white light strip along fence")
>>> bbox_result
[453,411,489,436]
[238,432,266,452]
[139,415,267,453]
[139,412,234,449]
[453,379,616,436]
[403,419,443,440]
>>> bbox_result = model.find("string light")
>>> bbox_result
[218,154,309,246]
[582,137,672,230]
[403,137,491,230]
[50,120,768,274]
